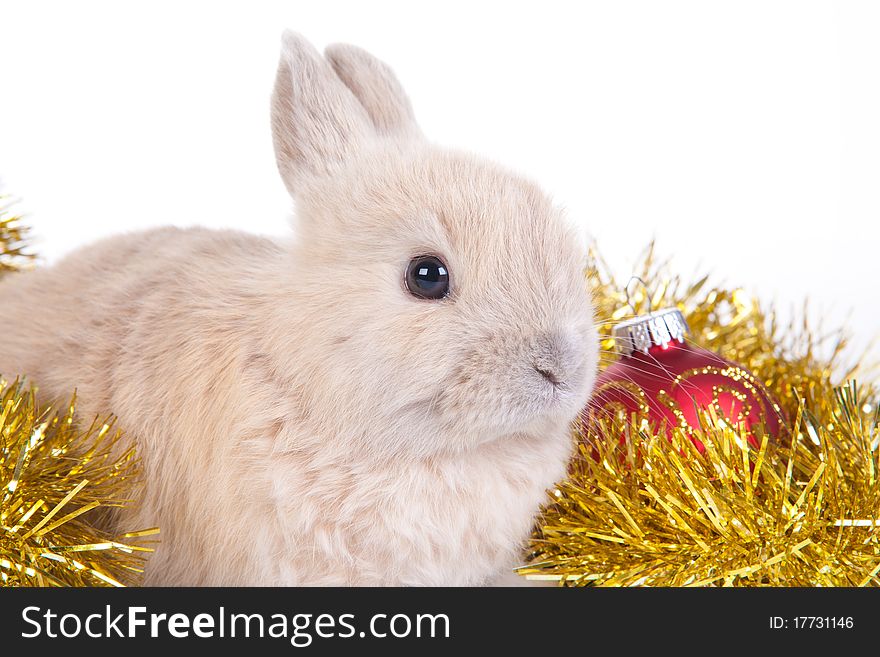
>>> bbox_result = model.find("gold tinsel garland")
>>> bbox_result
[1,199,157,586]
[520,245,880,586]
[0,381,157,586]
[0,195,35,273]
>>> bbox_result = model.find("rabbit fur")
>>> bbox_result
[0,32,598,585]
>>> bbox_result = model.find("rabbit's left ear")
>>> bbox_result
[325,43,422,140]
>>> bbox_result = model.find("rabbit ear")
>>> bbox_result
[324,43,422,140]
[271,31,373,195]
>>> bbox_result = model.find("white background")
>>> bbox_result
[1,1,878,363]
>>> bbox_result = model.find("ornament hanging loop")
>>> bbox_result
[623,275,653,315]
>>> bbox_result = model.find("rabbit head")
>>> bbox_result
[269,32,598,460]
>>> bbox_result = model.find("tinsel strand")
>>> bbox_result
[0,195,35,274]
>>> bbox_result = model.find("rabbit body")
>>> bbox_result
[0,34,597,585]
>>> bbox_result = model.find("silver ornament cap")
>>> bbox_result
[612,307,689,356]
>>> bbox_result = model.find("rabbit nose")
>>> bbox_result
[531,331,577,388]
[535,365,562,386]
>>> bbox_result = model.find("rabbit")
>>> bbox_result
[0,32,598,586]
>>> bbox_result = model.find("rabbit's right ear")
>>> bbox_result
[324,43,422,140]
[271,31,373,196]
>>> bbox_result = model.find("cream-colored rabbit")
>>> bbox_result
[0,32,597,585]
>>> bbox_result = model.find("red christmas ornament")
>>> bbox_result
[585,308,785,452]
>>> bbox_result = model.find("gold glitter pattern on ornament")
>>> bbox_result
[709,385,752,426]
[671,365,771,427]
[589,379,652,420]
[656,389,690,430]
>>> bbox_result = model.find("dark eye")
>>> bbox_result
[405,255,450,300]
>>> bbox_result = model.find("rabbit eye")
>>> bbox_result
[405,255,450,300]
